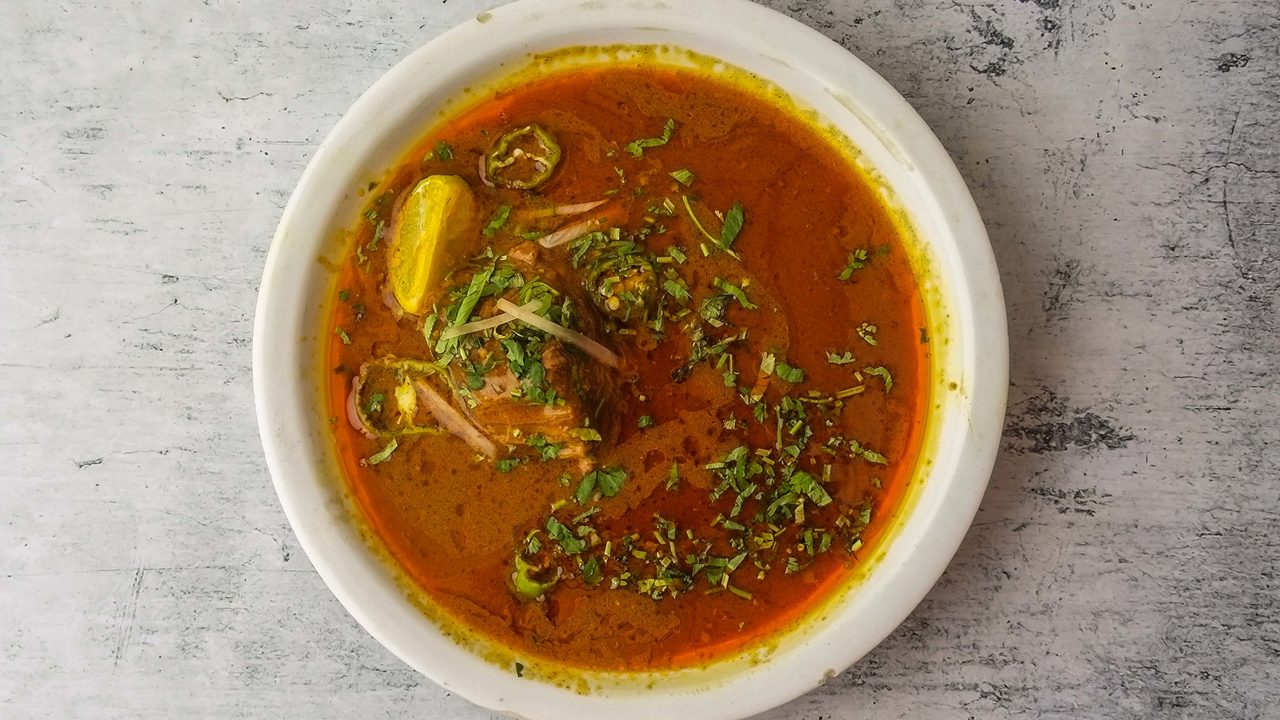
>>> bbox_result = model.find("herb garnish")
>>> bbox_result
[430,140,454,161]
[838,249,868,280]
[576,467,627,503]
[624,118,676,157]
[720,202,745,249]
[364,438,397,466]
[334,327,352,345]
[712,277,757,309]
[527,434,562,461]
[857,322,878,346]
[669,168,695,186]
[482,206,511,237]
[775,361,805,384]
[826,350,856,365]
[864,366,892,393]
[546,516,586,554]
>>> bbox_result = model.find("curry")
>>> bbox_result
[326,60,928,671]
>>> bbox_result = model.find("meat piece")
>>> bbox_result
[450,338,616,465]
[424,242,624,465]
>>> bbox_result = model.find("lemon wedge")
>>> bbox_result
[388,175,476,315]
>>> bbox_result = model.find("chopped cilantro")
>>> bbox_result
[496,457,523,473]
[365,393,384,414]
[666,463,680,491]
[582,557,603,586]
[334,327,351,345]
[662,277,691,303]
[449,264,494,327]
[365,438,397,466]
[759,352,777,376]
[670,168,695,186]
[720,202,745,249]
[838,248,869,281]
[579,467,628,500]
[864,366,893,393]
[789,470,832,506]
[713,277,758,309]
[624,118,675,157]
[638,415,654,429]
[776,362,805,384]
[482,206,511,237]
[527,434,561,461]
[569,427,602,442]
[826,350,856,365]
[857,322,879,346]
[848,438,889,465]
[862,449,889,464]
[546,516,585,554]
[431,140,454,161]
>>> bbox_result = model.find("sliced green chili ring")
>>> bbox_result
[512,554,560,599]
[486,125,562,190]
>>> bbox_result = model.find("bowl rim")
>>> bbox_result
[253,1,1008,718]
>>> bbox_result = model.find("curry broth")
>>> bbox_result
[326,63,928,671]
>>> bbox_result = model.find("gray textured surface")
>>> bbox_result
[2,0,1277,718]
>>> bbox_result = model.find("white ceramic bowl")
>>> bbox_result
[254,0,1007,717]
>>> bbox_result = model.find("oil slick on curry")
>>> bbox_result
[325,48,930,673]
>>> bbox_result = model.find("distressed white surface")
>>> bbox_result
[1,1,1276,718]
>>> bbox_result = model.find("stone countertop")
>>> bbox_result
[2,1,1276,718]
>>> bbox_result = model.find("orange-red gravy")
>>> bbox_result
[326,64,928,670]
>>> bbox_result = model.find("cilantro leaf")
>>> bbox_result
[789,470,832,506]
[713,277,757,309]
[864,366,893,393]
[582,557,602,586]
[364,438,397,466]
[662,277,691,303]
[482,206,511,237]
[595,467,627,496]
[624,118,675,157]
[838,248,868,281]
[546,517,585,554]
[857,322,878,346]
[720,202,745,249]
[527,434,561,461]
[776,362,805,384]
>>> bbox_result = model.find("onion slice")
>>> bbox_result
[477,154,495,188]
[438,300,538,341]
[537,216,604,249]
[346,377,376,439]
[412,380,496,458]
[495,298,620,368]
[381,285,405,320]
[528,199,608,218]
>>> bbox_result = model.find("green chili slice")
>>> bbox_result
[485,125,562,190]
[512,554,559,599]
